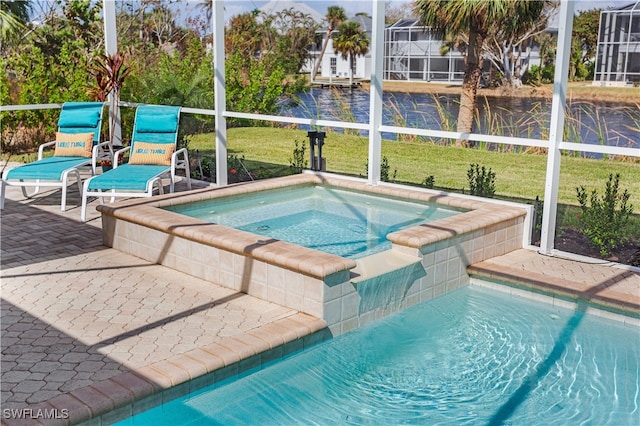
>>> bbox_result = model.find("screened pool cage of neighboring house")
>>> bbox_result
[383,20,465,82]
[594,1,640,85]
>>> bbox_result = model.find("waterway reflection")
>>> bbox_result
[280,88,639,151]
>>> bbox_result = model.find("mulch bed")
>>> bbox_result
[554,228,640,267]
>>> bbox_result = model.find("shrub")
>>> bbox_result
[467,163,496,198]
[364,156,397,182]
[423,175,435,189]
[576,173,634,256]
[380,156,397,183]
[289,139,308,173]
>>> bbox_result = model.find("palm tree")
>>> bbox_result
[0,0,31,50]
[414,0,545,147]
[311,5,347,82]
[333,20,370,87]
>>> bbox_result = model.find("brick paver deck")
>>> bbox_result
[468,249,640,318]
[1,170,638,424]
[1,177,327,425]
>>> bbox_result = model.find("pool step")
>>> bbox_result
[351,250,423,283]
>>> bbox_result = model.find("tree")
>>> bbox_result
[571,8,601,81]
[485,3,553,88]
[385,1,413,25]
[311,5,346,81]
[263,8,318,75]
[223,11,309,123]
[414,0,546,147]
[333,20,370,87]
[0,0,32,51]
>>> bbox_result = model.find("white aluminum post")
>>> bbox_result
[540,0,574,255]
[367,0,385,185]
[103,0,121,148]
[213,0,228,186]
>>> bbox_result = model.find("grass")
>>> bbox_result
[187,127,640,208]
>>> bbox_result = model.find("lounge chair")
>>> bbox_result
[80,105,191,222]
[1,102,106,211]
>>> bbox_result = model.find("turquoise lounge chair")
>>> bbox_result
[1,102,106,211]
[81,105,191,222]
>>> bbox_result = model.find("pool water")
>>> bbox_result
[164,185,461,258]
[119,286,639,425]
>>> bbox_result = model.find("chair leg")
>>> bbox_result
[20,180,40,199]
[81,180,89,222]
[74,170,83,195]
[0,180,5,210]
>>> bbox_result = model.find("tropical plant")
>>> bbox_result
[576,173,634,256]
[414,0,547,146]
[311,5,347,81]
[333,20,370,86]
[89,51,131,149]
[570,8,601,81]
[2,0,102,148]
[0,0,32,51]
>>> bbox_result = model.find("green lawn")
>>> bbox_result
[187,127,640,208]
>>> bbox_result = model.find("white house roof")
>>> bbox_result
[259,1,325,24]
[614,1,640,11]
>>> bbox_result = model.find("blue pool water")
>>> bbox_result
[164,185,461,259]
[119,286,639,425]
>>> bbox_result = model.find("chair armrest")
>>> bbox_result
[172,147,189,167]
[92,141,111,160]
[38,141,57,160]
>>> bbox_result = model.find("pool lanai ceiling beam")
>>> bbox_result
[213,0,228,186]
[102,0,121,148]
[540,0,574,255]
[367,0,385,185]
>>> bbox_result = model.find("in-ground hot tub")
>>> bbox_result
[162,183,465,259]
[98,172,530,335]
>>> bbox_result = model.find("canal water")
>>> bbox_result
[280,88,639,151]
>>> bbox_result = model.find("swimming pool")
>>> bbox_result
[163,185,461,259]
[117,285,639,425]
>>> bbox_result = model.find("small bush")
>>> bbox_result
[289,139,307,173]
[380,156,397,182]
[364,156,397,182]
[576,173,634,256]
[423,175,435,189]
[467,163,496,198]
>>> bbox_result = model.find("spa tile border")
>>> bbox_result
[97,173,528,281]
